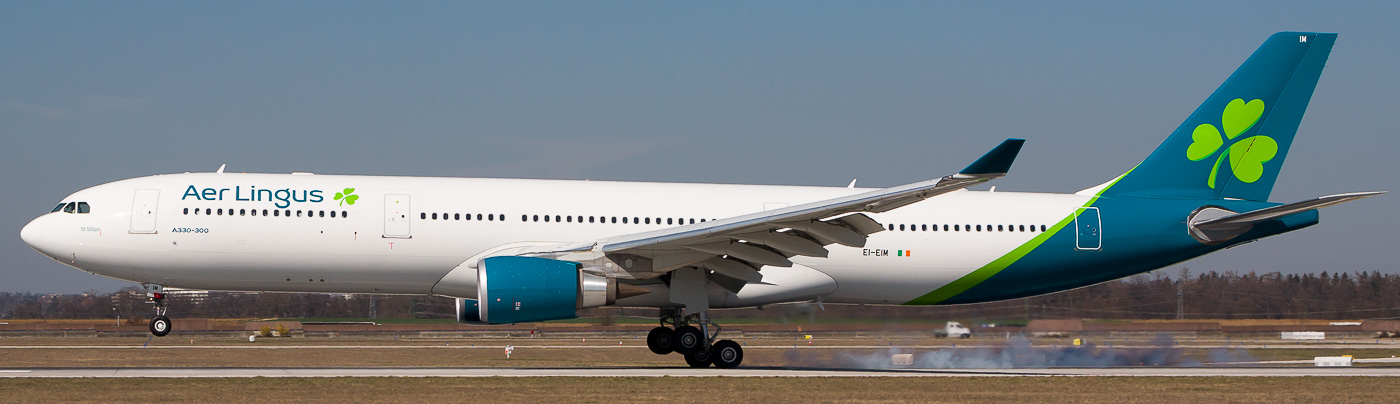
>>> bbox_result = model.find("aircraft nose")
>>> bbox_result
[20,217,38,247]
[20,215,55,257]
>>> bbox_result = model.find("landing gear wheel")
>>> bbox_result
[711,340,743,369]
[647,326,675,355]
[673,325,703,355]
[149,315,171,337]
[684,348,714,368]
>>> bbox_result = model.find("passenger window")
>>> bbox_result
[217,208,224,216]
[589,216,596,223]
[238,209,245,216]
[976,225,981,232]
[645,218,652,224]
[205,208,212,216]
[421,213,427,220]
[667,218,673,225]
[330,211,337,218]
[262,209,269,216]
[488,214,494,221]
[297,210,303,217]
[943,225,948,231]
[997,225,1003,232]
[183,208,189,215]
[954,225,960,231]
[342,211,348,219]
[274,210,280,217]
[622,217,629,224]
[1040,225,1047,232]
[899,224,905,231]
[319,211,325,218]
[888,224,894,231]
[477,214,483,221]
[921,224,927,231]
[633,217,639,224]
[567,216,573,223]
[77,202,91,214]
[612,217,618,224]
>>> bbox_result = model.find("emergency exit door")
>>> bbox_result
[129,189,160,234]
[383,194,412,238]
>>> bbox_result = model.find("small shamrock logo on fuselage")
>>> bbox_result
[333,188,359,206]
[1186,98,1278,188]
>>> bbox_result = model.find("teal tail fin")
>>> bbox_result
[1101,32,1335,201]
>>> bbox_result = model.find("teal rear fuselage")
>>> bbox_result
[926,196,1316,305]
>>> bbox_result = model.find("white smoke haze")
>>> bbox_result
[783,334,1258,369]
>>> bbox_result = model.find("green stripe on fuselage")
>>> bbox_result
[903,170,1133,305]
[902,210,1077,305]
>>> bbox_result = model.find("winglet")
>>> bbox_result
[959,138,1025,175]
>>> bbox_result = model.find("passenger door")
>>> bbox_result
[129,189,160,234]
[383,194,412,238]
[1075,207,1101,251]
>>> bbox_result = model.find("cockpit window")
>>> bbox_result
[52,203,66,213]
[77,202,91,214]
[63,202,76,213]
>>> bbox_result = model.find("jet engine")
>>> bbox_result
[456,256,613,324]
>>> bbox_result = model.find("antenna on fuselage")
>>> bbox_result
[216,164,226,174]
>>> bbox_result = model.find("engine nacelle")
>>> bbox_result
[471,256,612,324]
[455,298,486,324]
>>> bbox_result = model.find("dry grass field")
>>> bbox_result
[1,377,1396,403]
[3,332,1398,403]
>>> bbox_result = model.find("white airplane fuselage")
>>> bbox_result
[23,172,1111,308]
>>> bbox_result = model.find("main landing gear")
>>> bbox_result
[646,309,743,368]
[144,284,171,337]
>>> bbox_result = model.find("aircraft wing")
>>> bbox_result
[572,139,1024,288]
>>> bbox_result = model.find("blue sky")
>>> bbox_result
[2,1,1397,293]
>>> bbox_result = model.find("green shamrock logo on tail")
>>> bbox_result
[334,188,359,206]
[1186,98,1278,188]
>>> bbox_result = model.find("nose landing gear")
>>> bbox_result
[644,309,744,369]
[144,284,171,337]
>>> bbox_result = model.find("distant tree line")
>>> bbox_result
[791,270,1400,323]
[2,270,1399,321]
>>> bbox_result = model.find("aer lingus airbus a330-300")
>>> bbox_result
[20,32,1383,368]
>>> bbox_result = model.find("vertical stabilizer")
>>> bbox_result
[1102,32,1335,201]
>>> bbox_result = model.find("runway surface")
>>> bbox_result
[3,343,1398,349]
[3,366,1400,378]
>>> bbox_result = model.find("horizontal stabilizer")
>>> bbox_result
[1193,191,1385,231]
